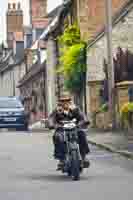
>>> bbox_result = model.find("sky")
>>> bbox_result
[0,0,62,43]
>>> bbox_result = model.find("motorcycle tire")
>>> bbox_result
[67,169,72,177]
[71,150,80,181]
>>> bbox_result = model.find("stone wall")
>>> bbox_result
[19,70,46,124]
[77,0,127,41]
[86,3,133,122]
[87,81,102,114]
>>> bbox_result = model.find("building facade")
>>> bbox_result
[86,0,133,120]
[0,2,26,98]
[16,0,49,122]
[18,60,46,122]
[0,45,25,97]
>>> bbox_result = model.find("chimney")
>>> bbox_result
[13,3,16,10]
[8,3,11,10]
[18,2,21,10]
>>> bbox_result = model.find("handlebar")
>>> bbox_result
[48,120,90,130]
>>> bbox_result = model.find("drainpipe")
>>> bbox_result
[13,70,15,96]
[29,0,32,27]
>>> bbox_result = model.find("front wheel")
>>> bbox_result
[71,150,80,181]
[16,125,29,131]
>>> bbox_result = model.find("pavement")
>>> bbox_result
[88,128,133,159]
[30,120,133,160]
[29,120,49,132]
[0,130,133,199]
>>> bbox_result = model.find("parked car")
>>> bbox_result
[0,97,29,131]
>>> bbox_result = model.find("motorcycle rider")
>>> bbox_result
[48,95,90,169]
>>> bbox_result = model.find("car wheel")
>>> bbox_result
[16,125,29,131]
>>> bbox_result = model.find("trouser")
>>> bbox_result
[53,129,90,160]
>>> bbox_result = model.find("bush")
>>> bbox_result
[120,102,133,122]
[95,103,108,114]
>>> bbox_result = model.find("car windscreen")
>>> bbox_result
[0,99,23,108]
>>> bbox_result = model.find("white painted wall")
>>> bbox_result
[0,61,26,97]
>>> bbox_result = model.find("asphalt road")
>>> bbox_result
[0,130,132,199]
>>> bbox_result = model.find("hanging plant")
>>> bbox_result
[57,23,87,92]
[58,23,81,46]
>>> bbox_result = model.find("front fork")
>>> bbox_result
[68,142,82,161]
[63,131,82,170]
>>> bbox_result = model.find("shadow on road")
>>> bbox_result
[15,173,89,182]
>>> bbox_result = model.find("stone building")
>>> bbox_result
[17,58,47,122]
[0,2,26,97]
[17,0,49,122]
[86,0,133,126]
[72,0,127,41]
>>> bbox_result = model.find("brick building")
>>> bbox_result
[30,0,49,41]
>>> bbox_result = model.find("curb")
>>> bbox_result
[29,128,50,133]
[88,139,133,160]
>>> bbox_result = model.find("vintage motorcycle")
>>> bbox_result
[54,119,90,181]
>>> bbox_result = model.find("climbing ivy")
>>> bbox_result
[58,23,87,93]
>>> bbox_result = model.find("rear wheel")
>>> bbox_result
[71,150,80,181]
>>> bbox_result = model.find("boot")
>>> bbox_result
[83,157,90,168]
[81,154,90,168]
[56,160,64,171]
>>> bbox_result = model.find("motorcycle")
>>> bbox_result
[54,119,90,181]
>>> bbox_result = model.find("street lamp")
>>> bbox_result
[105,0,116,129]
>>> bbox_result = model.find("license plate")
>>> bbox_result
[4,118,16,122]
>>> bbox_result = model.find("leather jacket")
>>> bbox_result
[48,107,87,128]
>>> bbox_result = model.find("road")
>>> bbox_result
[0,130,132,199]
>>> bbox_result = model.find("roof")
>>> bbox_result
[0,50,13,73]
[87,0,133,48]
[30,1,72,50]
[0,48,24,74]
[18,61,46,87]
[46,5,62,18]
